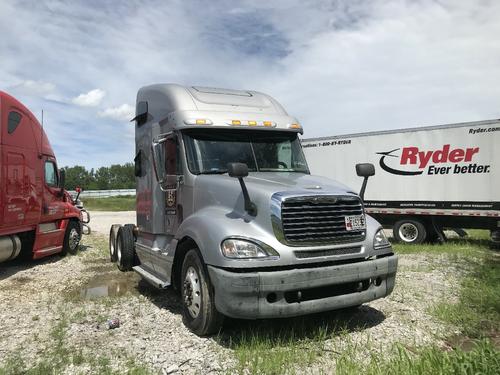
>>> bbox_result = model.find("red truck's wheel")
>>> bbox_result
[117,225,135,272]
[61,220,81,256]
[181,249,223,336]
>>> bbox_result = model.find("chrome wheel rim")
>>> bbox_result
[68,228,80,251]
[399,223,418,242]
[117,238,122,263]
[183,266,201,318]
[110,236,115,258]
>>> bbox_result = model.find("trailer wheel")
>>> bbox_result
[116,225,135,272]
[393,219,426,244]
[181,249,223,336]
[109,224,121,262]
[61,220,81,256]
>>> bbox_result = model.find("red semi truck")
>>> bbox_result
[0,91,87,263]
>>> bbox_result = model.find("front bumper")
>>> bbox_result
[207,254,398,319]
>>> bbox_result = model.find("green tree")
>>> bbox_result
[62,163,136,190]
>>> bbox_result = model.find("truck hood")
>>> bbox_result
[187,172,379,269]
[245,172,355,195]
[194,172,358,217]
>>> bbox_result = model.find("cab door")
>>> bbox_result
[41,158,65,223]
[151,133,183,278]
[31,158,67,254]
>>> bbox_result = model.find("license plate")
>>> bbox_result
[345,215,365,231]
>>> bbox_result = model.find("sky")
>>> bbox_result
[1,0,499,169]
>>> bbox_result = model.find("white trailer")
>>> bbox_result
[302,119,500,244]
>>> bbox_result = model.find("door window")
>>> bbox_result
[44,161,58,187]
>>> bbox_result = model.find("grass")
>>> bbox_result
[222,317,345,374]
[336,340,499,375]
[392,229,491,256]
[433,252,499,338]
[391,229,500,340]
[82,195,136,211]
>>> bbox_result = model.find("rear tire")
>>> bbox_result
[117,225,135,272]
[109,224,121,262]
[393,219,426,244]
[61,220,81,256]
[181,249,223,336]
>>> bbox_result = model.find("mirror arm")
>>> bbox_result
[237,178,257,216]
[359,176,369,201]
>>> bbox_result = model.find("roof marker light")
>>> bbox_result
[184,118,213,125]
[288,123,302,130]
[263,121,275,127]
[232,120,241,125]
[248,120,257,126]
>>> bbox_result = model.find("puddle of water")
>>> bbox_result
[77,273,140,300]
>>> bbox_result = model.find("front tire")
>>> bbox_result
[181,249,223,336]
[61,220,81,256]
[393,219,427,244]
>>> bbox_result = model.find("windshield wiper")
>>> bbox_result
[199,169,228,175]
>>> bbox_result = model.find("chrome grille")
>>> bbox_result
[281,196,365,244]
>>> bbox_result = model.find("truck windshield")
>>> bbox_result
[183,129,310,174]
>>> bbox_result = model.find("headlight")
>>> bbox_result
[221,239,279,259]
[373,229,391,249]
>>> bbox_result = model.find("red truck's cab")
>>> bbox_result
[0,91,84,263]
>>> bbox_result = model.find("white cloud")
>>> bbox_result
[98,104,134,122]
[72,88,106,107]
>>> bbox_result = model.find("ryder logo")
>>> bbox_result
[377,145,490,176]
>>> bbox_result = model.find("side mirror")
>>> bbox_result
[74,186,82,203]
[227,163,256,216]
[58,168,66,196]
[356,163,375,177]
[131,101,148,126]
[355,163,375,201]
[228,162,249,178]
[152,134,177,191]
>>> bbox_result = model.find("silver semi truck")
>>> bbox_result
[109,84,398,336]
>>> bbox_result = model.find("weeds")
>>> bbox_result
[336,339,499,375]
[433,253,500,338]
[82,195,135,211]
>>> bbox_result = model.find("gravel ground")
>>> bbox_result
[87,211,136,235]
[0,211,470,374]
